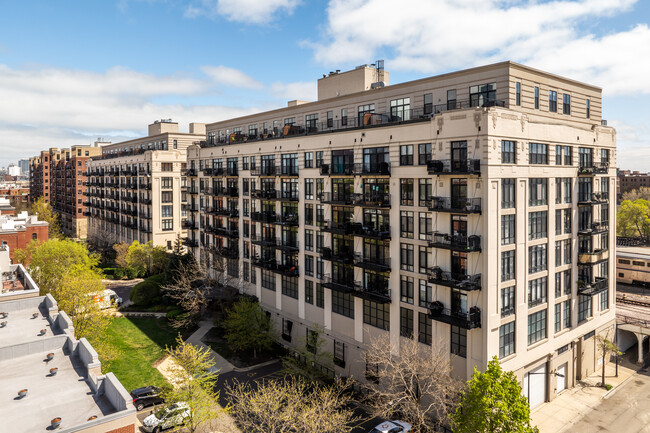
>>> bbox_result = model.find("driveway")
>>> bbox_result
[103,278,143,306]
[567,368,650,433]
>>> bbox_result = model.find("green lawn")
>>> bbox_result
[104,317,184,391]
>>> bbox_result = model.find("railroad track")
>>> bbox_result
[616,294,650,308]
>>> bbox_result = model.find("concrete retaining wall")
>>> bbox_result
[0,334,68,361]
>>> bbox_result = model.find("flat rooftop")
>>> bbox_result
[0,307,54,348]
[617,246,650,260]
[0,348,115,433]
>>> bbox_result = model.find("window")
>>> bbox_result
[586,99,590,118]
[161,219,173,231]
[400,308,414,338]
[419,213,432,241]
[358,103,375,123]
[282,276,298,299]
[424,93,433,115]
[419,280,432,308]
[499,322,515,358]
[32,233,38,240]
[364,300,389,330]
[161,177,173,189]
[549,90,557,112]
[305,229,313,251]
[502,179,515,208]
[327,111,333,128]
[529,244,547,274]
[261,270,276,291]
[529,143,548,164]
[161,205,173,218]
[564,269,571,295]
[305,204,313,226]
[469,83,496,107]
[529,211,548,240]
[316,151,324,168]
[161,191,173,203]
[529,178,548,206]
[418,313,432,345]
[528,310,547,345]
[418,246,429,274]
[528,277,548,307]
[534,86,540,109]
[501,215,515,245]
[578,295,592,322]
[563,94,571,115]
[391,97,411,121]
[502,140,516,163]
[555,303,562,333]
[418,143,432,165]
[401,276,414,304]
[400,145,414,166]
[400,211,414,238]
[556,146,572,165]
[501,286,515,317]
[401,243,414,271]
[515,82,522,105]
[332,291,354,318]
[418,178,431,206]
[161,163,173,172]
[564,300,571,328]
[304,256,313,277]
[305,178,314,200]
[401,179,414,206]
[316,284,324,308]
[304,152,313,168]
[451,326,467,357]
[501,251,515,281]
[333,340,345,366]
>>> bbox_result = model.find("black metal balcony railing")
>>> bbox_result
[182,168,198,177]
[276,239,300,253]
[214,208,239,218]
[427,302,481,329]
[183,237,199,247]
[427,268,481,291]
[427,197,481,214]
[214,225,239,238]
[251,234,277,247]
[214,187,239,198]
[182,220,197,230]
[578,192,609,205]
[251,257,300,277]
[353,253,391,272]
[319,192,355,205]
[251,211,278,224]
[577,277,608,296]
[427,159,481,175]
[578,162,609,175]
[277,213,299,226]
[210,246,240,260]
[322,247,355,264]
[322,275,360,293]
[252,189,278,200]
[277,191,300,201]
[354,193,391,207]
[355,224,391,240]
[578,220,609,235]
[322,220,356,235]
[427,233,481,252]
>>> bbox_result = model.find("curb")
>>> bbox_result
[231,359,280,372]
[602,371,638,400]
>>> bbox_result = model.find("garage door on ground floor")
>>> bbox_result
[523,363,547,409]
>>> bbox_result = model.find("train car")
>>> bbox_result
[616,246,650,287]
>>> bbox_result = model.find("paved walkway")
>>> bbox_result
[185,320,236,374]
[532,360,639,433]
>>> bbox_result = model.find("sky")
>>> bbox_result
[0,0,649,170]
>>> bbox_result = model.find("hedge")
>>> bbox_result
[130,273,166,306]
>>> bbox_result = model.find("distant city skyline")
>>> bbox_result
[1,0,649,169]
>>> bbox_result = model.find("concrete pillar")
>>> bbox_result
[637,333,645,364]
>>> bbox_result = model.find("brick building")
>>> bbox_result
[617,169,650,197]
[0,209,49,261]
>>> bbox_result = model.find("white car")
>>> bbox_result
[142,402,190,432]
[368,420,412,433]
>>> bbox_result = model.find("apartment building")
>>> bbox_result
[185,61,616,409]
[85,120,205,250]
[617,169,650,198]
[0,207,49,261]
[29,144,104,238]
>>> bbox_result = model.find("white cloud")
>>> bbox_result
[184,0,301,24]
[269,81,317,101]
[310,0,650,95]
[202,65,262,89]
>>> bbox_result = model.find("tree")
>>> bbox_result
[24,238,101,295]
[597,330,623,388]
[617,199,650,240]
[162,260,210,328]
[363,335,461,432]
[228,377,360,433]
[125,241,168,276]
[163,336,225,433]
[451,357,538,433]
[31,197,63,239]
[223,297,275,359]
[282,323,334,383]
[622,187,650,202]
[112,242,129,268]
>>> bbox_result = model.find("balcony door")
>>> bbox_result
[451,251,467,277]
[451,178,467,209]
[451,288,467,313]
[451,141,468,171]
[451,215,467,238]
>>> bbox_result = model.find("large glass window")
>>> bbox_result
[502,179,515,208]
[563,94,571,115]
[451,326,467,357]
[501,286,515,317]
[469,83,496,107]
[390,97,411,121]
[502,140,516,163]
[501,215,515,245]
[529,211,548,240]
[529,178,548,206]
[528,244,548,274]
[528,310,547,345]
[332,291,354,318]
[578,294,592,322]
[529,143,548,164]
[418,143,432,165]
[400,307,414,338]
[501,251,515,281]
[528,276,548,307]
[363,300,389,330]
[418,312,432,345]
[549,90,557,112]
[499,321,515,358]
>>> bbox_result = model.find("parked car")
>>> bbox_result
[130,386,164,411]
[368,420,412,433]
[142,402,190,433]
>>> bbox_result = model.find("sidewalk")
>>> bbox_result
[531,360,639,433]
[184,320,235,374]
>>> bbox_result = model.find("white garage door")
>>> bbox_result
[523,364,547,409]
[557,363,567,393]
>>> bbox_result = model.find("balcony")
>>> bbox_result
[214,187,239,198]
[182,203,199,212]
[322,220,356,235]
[427,197,481,214]
[578,220,609,235]
[354,224,391,240]
[322,247,355,264]
[427,267,481,291]
[251,165,280,176]
[214,225,239,238]
[427,233,481,252]
[354,193,390,208]
[427,159,481,175]
[578,162,609,175]
[578,249,609,265]
[251,211,278,224]
[320,163,354,176]
[316,162,390,176]
[277,213,299,226]
[210,246,240,260]
[182,220,197,230]
[139,183,152,190]
[214,208,239,218]
[276,191,300,202]
[354,253,391,272]
[577,277,609,296]
[183,237,199,248]
[322,275,360,294]
[182,168,198,177]
[319,192,355,206]
[251,257,299,277]
[276,239,299,253]
[251,234,277,247]
[578,192,609,205]
[252,189,278,200]
[427,302,481,329]
[357,279,391,303]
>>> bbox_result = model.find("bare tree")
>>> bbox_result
[362,335,462,432]
[228,377,361,433]
[210,255,241,317]
[597,329,623,388]
[163,260,211,328]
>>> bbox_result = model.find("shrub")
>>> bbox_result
[114,268,125,280]
[125,267,139,279]
[166,309,184,321]
[130,273,166,306]
[103,267,116,278]
[605,384,613,390]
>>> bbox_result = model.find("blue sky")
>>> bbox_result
[0,0,649,170]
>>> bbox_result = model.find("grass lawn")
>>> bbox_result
[103,317,186,391]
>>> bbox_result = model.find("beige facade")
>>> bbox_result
[186,61,615,409]
[86,120,205,250]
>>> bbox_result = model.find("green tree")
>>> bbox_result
[25,238,101,295]
[282,323,334,383]
[223,297,275,359]
[163,336,225,433]
[125,241,169,276]
[451,357,538,433]
[112,242,129,269]
[617,199,650,240]
[31,196,63,239]
[228,377,360,433]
